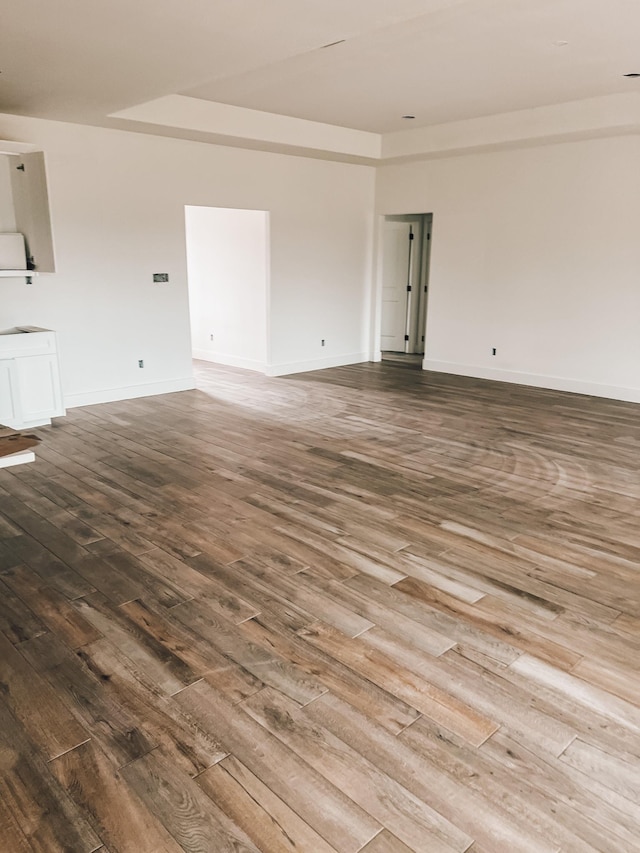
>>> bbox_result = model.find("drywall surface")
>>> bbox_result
[376,135,640,402]
[112,95,382,160]
[186,206,268,372]
[0,113,375,405]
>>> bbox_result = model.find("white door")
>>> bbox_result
[381,221,411,351]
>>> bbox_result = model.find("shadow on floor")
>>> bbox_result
[380,352,423,369]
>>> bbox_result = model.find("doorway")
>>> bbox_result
[379,213,432,358]
[184,206,269,373]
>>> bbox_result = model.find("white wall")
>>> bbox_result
[185,206,268,372]
[376,135,640,402]
[0,113,375,406]
[8,110,635,409]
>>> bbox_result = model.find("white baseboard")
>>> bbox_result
[192,350,267,373]
[422,359,640,404]
[266,352,369,377]
[65,376,196,409]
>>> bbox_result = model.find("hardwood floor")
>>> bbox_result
[1,358,639,852]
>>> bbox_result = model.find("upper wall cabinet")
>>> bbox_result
[1,145,56,274]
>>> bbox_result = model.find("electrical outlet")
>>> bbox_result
[138,359,144,368]
[321,339,325,346]
[210,334,214,341]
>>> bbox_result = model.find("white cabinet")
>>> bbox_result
[0,328,65,428]
[0,359,18,423]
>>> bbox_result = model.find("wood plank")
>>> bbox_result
[305,691,553,853]
[50,740,183,853]
[0,794,33,853]
[0,472,104,546]
[121,749,259,853]
[509,654,640,734]
[0,700,101,852]
[243,686,472,853]
[37,639,158,768]
[481,730,640,851]
[435,647,578,758]
[238,613,420,733]
[460,645,640,762]
[119,596,247,678]
[169,596,327,705]
[138,547,259,621]
[559,738,640,805]
[0,631,90,760]
[4,532,97,599]
[301,567,455,656]
[227,556,375,637]
[400,716,602,853]
[84,637,229,775]
[393,576,581,669]
[0,539,22,572]
[298,620,499,747]
[571,656,640,706]
[197,755,339,853]
[73,593,201,695]
[2,564,102,649]
[174,679,382,852]
[275,523,407,585]
[187,552,317,631]
[86,543,191,608]
[119,598,264,706]
[359,831,415,853]
[0,573,48,644]
[345,572,520,665]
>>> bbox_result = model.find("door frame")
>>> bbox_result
[372,212,433,363]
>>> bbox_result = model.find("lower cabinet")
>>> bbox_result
[0,359,18,424]
[0,329,65,428]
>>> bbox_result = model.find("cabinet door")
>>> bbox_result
[10,151,56,273]
[0,359,20,424]
[13,354,64,423]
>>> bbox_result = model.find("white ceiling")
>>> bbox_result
[1,0,639,133]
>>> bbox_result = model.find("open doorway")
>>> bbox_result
[184,206,269,373]
[379,213,432,364]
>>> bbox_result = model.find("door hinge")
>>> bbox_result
[404,334,410,342]
[421,335,425,342]
[407,285,412,292]
[427,232,431,240]
[424,286,428,292]
[409,232,414,240]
